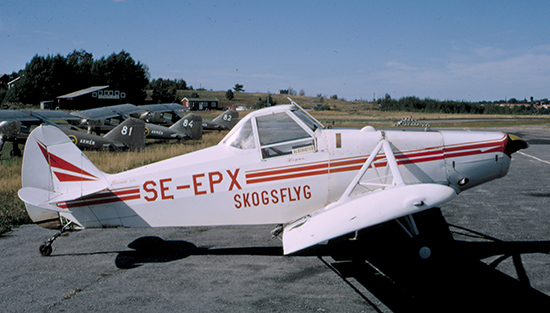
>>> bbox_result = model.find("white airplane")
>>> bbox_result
[18,100,527,257]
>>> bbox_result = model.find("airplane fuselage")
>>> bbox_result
[20,104,526,255]
[57,125,511,229]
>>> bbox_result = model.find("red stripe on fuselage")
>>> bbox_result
[246,162,329,179]
[57,187,140,209]
[245,137,506,184]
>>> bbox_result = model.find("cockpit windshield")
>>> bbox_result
[290,106,324,131]
[223,105,319,158]
[256,112,310,146]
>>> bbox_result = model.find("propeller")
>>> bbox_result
[505,133,529,156]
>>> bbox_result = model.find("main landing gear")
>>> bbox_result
[271,224,283,239]
[394,208,454,261]
[396,215,433,260]
[38,222,74,257]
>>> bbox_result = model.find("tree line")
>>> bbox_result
[2,50,547,115]
[2,50,153,105]
[377,94,549,115]
[1,50,199,106]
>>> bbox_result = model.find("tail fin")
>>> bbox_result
[18,125,110,229]
[212,110,239,130]
[104,117,146,150]
[169,113,203,140]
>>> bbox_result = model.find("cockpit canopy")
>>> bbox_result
[223,104,323,158]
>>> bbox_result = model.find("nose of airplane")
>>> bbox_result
[442,130,527,192]
[504,133,529,157]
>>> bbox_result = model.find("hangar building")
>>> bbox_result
[57,86,127,110]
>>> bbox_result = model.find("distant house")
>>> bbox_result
[57,86,127,110]
[500,102,548,110]
[7,77,20,89]
[276,89,289,95]
[181,97,220,110]
[1,74,21,90]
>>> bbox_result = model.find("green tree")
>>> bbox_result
[4,50,150,105]
[0,89,7,106]
[66,50,93,91]
[225,89,234,100]
[255,96,276,109]
[11,54,65,104]
[149,78,173,103]
[92,50,150,103]
[148,78,188,103]
[233,83,244,93]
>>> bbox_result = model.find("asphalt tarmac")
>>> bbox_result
[1,127,550,312]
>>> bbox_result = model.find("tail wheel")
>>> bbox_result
[39,243,53,257]
[37,222,73,256]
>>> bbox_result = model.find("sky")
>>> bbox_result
[1,0,549,102]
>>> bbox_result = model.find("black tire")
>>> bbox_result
[39,243,53,257]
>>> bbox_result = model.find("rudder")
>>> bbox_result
[212,110,239,130]
[104,118,146,150]
[19,125,110,229]
[170,113,203,140]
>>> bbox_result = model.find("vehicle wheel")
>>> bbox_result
[39,243,53,257]
[418,246,432,259]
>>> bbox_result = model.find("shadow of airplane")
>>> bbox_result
[114,237,284,269]
[321,208,550,312]
[115,208,550,311]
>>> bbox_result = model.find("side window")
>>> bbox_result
[256,112,315,158]
[225,119,256,149]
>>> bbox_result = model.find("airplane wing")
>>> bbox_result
[108,104,146,116]
[0,110,41,122]
[71,104,145,120]
[0,110,81,124]
[29,110,81,122]
[71,107,119,120]
[282,138,457,255]
[138,103,189,113]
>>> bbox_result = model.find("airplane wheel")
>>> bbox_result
[39,243,53,257]
[418,246,432,259]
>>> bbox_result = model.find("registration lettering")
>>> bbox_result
[140,169,309,208]
[234,185,311,209]
[142,169,243,202]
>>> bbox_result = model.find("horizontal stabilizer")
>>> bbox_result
[18,187,72,213]
[282,183,456,255]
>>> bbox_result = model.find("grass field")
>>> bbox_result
[1,95,549,234]
[0,131,226,234]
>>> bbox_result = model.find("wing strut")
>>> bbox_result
[282,133,457,255]
[396,215,420,238]
[330,134,404,210]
